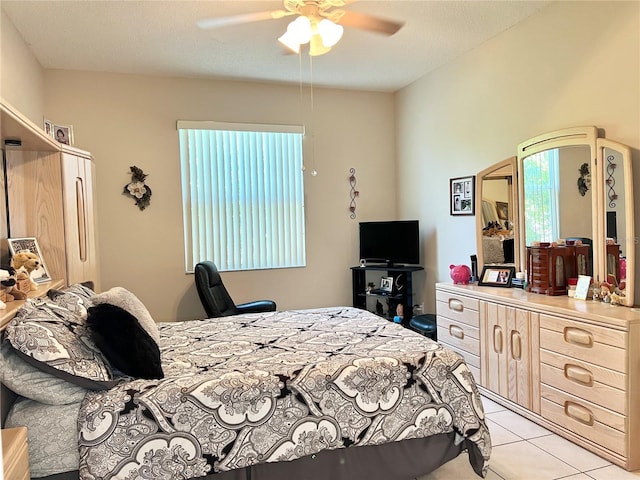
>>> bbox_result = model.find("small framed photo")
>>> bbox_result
[380,276,393,292]
[43,118,54,138]
[450,176,475,216]
[7,237,52,283]
[574,275,592,300]
[478,265,515,287]
[53,124,73,145]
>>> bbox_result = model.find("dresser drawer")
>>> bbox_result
[540,350,626,415]
[540,315,627,373]
[437,316,479,357]
[436,291,479,328]
[541,384,626,455]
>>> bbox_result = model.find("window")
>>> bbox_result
[178,121,306,272]
[523,148,560,243]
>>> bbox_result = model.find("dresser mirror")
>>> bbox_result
[475,157,519,271]
[595,138,634,305]
[476,126,634,306]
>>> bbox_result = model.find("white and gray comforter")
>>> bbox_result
[77,307,491,479]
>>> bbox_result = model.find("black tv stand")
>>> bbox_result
[351,264,424,325]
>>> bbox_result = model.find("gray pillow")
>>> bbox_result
[5,299,119,390]
[88,287,160,344]
[5,398,81,478]
[0,339,88,405]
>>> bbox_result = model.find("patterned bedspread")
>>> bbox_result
[77,307,491,479]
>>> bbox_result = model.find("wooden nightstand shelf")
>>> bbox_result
[2,427,30,480]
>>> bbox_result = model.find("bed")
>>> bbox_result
[0,284,491,479]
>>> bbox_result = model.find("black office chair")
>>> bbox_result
[194,261,277,318]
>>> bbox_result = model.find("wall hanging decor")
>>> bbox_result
[450,176,475,215]
[349,168,359,219]
[606,154,618,207]
[577,162,591,196]
[124,166,152,210]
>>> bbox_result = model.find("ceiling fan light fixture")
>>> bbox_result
[309,33,331,56]
[317,19,343,47]
[278,30,301,53]
[289,15,313,43]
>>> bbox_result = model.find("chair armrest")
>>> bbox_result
[236,300,277,314]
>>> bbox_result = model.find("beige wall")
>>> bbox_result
[396,0,640,312]
[41,71,397,321]
[0,10,45,121]
[2,1,639,319]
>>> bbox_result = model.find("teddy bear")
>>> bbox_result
[11,250,41,291]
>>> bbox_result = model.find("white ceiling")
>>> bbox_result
[2,0,551,92]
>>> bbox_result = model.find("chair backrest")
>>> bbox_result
[194,261,239,318]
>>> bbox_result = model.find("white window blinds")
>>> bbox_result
[523,148,560,243]
[178,121,306,272]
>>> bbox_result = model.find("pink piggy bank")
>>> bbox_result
[450,264,472,285]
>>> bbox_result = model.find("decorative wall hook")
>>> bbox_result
[606,154,618,207]
[349,168,359,219]
[123,166,152,210]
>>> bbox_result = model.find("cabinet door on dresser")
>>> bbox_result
[480,301,540,412]
[435,289,481,382]
[61,152,97,286]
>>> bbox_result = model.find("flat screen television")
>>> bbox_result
[359,220,420,266]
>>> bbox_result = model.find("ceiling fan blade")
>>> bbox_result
[332,10,404,35]
[197,10,291,30]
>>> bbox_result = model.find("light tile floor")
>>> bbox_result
[418,396,640,480]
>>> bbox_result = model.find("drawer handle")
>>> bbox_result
[450,325,464,339]
[448,299,464,312]
[564,327,593,347]
[564,364,593,386]
[511,331,521,360]
[565,401,594,426]
[493,326,503,354]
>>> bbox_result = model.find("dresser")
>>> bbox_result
[436,282,640,471]
[2,427,30,480]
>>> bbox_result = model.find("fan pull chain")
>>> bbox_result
[298,50,306,173]
[308,53,317,176]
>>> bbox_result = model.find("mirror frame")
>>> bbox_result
[517,126,598,276]
[595,138,634,306]
[475,156,519,272]
[509,126,635,306]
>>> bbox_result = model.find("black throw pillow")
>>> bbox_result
[86,304,164,380]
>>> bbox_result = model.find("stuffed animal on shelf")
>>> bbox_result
[0,267,27,304]
[11,250,41,291]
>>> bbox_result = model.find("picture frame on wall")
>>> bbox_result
[7,237,52,284]
[450,176,475,216]
[478,265,515,287]
[496,201,509,221]
[53,124,73,145]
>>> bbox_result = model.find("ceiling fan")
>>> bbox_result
[197,0,404,56]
